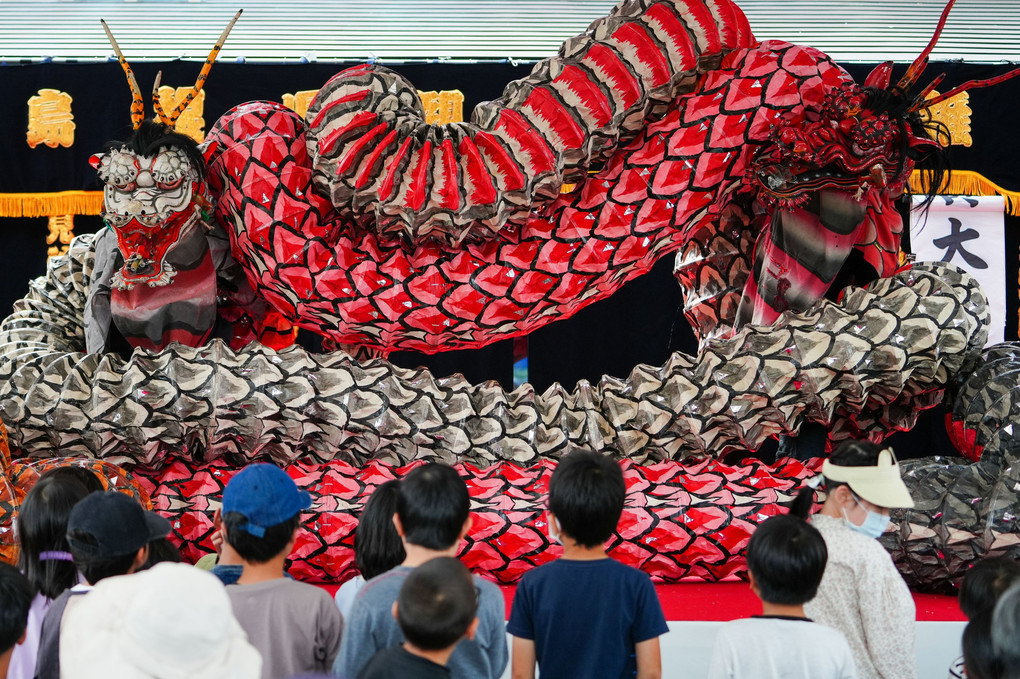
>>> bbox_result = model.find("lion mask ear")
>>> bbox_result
[88,153,104,170]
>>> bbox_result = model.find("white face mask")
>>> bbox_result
[841,492,890,539]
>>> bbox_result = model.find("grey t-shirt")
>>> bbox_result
[332,565,508,679]
[227,578,344,679]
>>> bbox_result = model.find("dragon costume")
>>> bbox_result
[0,0,1016,590]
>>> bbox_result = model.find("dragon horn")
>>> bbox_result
[168,9,242,125]
[101,19,145,130]
[922,68,1020,109]
[896,0,957,93]
[906,73,947,113]
[151,71,173,126]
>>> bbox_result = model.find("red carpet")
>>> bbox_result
[322,581,965,622]
[498,583,966,621]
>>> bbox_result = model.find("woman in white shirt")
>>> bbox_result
[790,441,917,679]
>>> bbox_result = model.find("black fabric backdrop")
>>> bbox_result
[0,59,1017,458]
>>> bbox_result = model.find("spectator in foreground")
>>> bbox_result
[8,469,92,679]
[992,582,1020,679]
[334,463,507,679]
[222,464,343,679]
[335,480,405,620]
[0,563,32,679]
[507,448,668,679]
[706,513,856,678]
[790,440,917,679]
[962,610,1000,679]
[60,562,261,679]
[951,556,1020,678]
[358,557,479,678]
[35,490,171,679]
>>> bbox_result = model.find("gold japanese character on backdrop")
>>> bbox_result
[156,87,206,142]
[282,90,320,120]
[27,89,75,148]
[419,90,464,124]
[920,90,972,147]
[47,215,75,257]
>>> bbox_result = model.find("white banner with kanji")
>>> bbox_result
[910,195,1006,345]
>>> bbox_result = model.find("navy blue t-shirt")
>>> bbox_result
[506,558,668,678]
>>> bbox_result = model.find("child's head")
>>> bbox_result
[0,562,32,657]
[66,491,172,585]
[60,562,261,679]
[395,557,478,652]
[396,464,470,551]
[746,514,827,606]
[221,464,311,564]
[355,480,405,579]
[17,468,94,599]
[548,448,625,548]
[961,556,1020,620]
[963,610,1001,679]
[993,582,1020,679]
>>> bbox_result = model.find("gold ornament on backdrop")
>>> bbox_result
[920,90,972,147]
[156,87,206,142]
[46,215,75,257]
[419,90,464,124]
[27,89,75,149]
[282,90,320,120]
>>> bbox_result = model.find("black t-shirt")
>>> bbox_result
[357,645,452,679]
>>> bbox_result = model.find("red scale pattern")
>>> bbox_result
[206,43,849,355]
[124,456,819,584]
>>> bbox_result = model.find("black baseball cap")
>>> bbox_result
[66,491,171,559]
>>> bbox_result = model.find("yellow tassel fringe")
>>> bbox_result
[909,170,1020,217]
[0,191,103,218]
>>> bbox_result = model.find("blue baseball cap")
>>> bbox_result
[221,464,311,537]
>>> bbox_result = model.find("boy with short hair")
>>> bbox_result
[0,562,32,679]
[222,464,343,679]
[334,463,508,679]
[36,490,171,679]
[507,448,669,679]
[706,513,857,679]
[358,556,480,678]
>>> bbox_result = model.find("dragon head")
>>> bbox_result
[752,0,1019,214]
[93,13,238,290]
[91,122,210,290]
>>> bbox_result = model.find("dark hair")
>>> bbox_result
[17,471,92,599]
[548,448,625,548]
[222,512,299,565]
[966,609,1003,679]
[66,538,138,586]
[961,557,1020,621]
[139,538,182,571]
[0,562,32,654]
[397,557,478,651]
[41,466,105,494]
[747,514,828,605]
[790,439,884,519]
[355,480,405,580]
[107,119,206,177]
[396,464,470,551]
[993,583,1020,679]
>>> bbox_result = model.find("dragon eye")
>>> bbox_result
[156,176,184,191]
